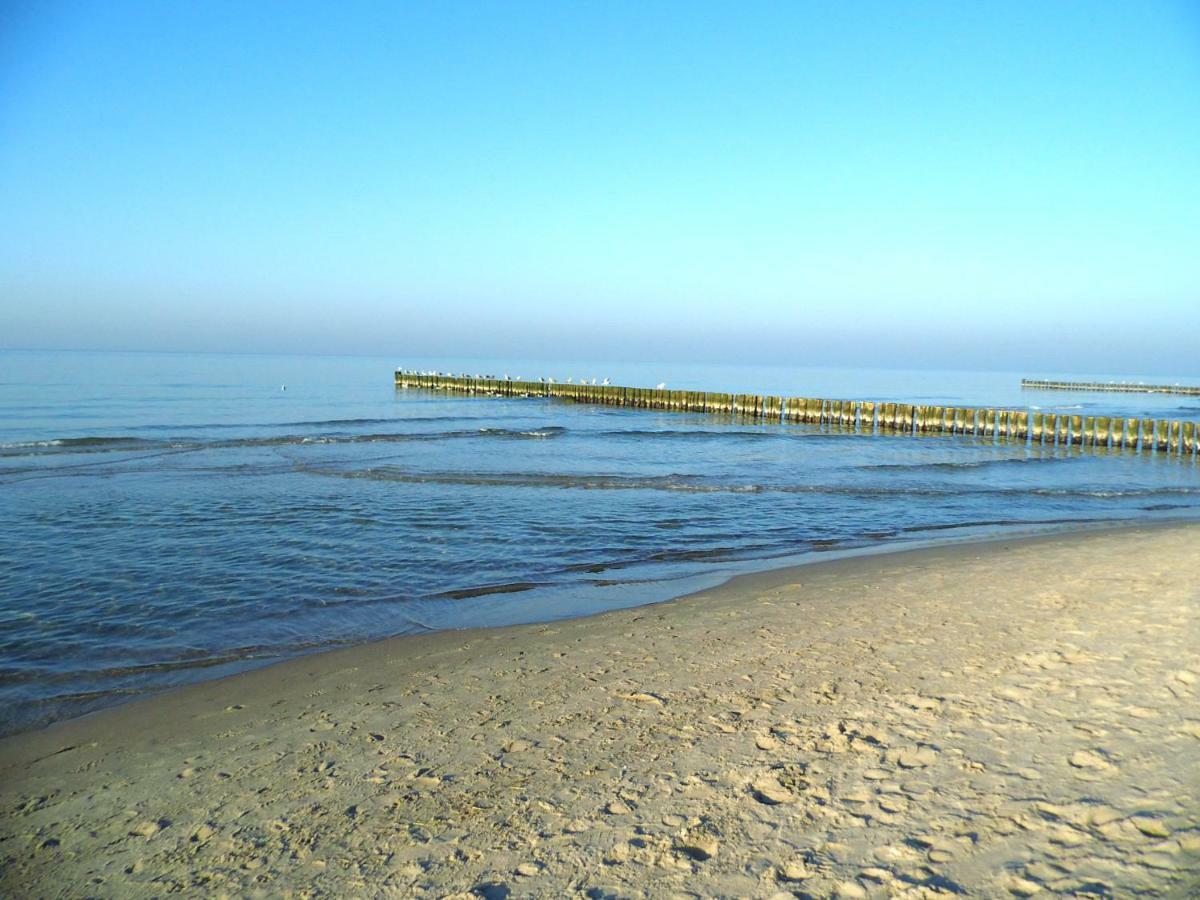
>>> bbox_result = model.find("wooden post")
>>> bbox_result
[1136,419,1152,451]
[1155,419,1169,452]
[1046,415,1065,446]
[1120,418,1136,450]
[1082,416,1096,446]
[1012,411,1028,441]
[960,407,973,435]
[1183,422,1196,456]
[1069,415,1083,446]
[1169,421,1182,454]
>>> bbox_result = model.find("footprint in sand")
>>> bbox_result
[1067,749,1112,771]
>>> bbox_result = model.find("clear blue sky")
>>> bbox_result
[2,2,1198,372]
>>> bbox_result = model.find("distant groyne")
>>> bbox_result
[1022,378,1200,397]
[396,371,1199,458]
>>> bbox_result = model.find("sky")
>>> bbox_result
[1,1,1198,372]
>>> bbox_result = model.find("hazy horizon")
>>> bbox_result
[3,2,1198,374]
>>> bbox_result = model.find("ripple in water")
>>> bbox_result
[1,350,1198,735]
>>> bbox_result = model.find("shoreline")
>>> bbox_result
[5,515,1194,743]
[3,523,1199,896]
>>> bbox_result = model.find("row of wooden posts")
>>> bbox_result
[395,371,1200,458]
[1022,378,1200,397]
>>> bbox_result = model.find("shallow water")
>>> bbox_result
[1,349,1198,735]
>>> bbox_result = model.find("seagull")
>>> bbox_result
[601,378,610,385]
[590,378,597,385]
[547,377,555,384]
[566,377,573,384]
[655,382,666,390]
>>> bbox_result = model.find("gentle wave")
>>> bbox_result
[0,426,568,458]
[860,456,1074,472]
[595,428,837,440]
[431,581,549,600]
[306,466,1200,499]
[0,436,160,453]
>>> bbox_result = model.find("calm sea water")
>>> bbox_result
[2,349,1199,735]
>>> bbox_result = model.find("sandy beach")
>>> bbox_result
[2,525,1198,898]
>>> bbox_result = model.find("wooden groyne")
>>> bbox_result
[1022,378,1200,397]
[396,371,1200,459]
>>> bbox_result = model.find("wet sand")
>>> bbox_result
[2,525,1198,898]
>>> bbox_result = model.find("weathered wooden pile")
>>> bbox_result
[396,371,1200,457]
[1022,378,1200,397]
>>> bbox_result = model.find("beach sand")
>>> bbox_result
[2,525,1198,898]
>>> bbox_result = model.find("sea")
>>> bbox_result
[2,349,1199,736]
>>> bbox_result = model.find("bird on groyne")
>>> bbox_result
[601,378,610,385]
[655,382,667,390]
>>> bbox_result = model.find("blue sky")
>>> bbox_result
[2,2,1198,371]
